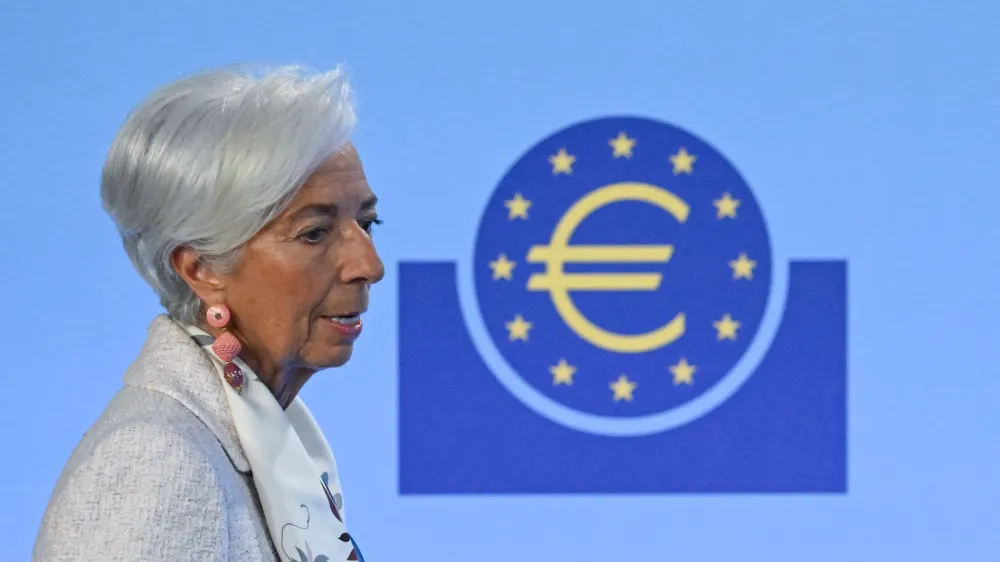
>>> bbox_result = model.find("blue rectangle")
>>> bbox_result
[399,261,846,494]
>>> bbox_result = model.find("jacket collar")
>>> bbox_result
[122,314,250,472]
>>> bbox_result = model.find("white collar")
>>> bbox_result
[179,321,364,562]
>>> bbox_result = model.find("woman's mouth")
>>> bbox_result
[325,314,363,338]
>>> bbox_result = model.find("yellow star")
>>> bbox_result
[549,148,576,175]
[608,132,636,159]
[669,147,696,175]
[505,314,533,341]
[549,359,576,385]
[669,358,696,385]
[729,253,757,280]
[713,192,740,219]
[488,254,516,280]
[713,313,741,340]
[609,374,637,402]
[504,193,531,220]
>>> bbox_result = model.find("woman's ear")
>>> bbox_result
[171,246,226,303]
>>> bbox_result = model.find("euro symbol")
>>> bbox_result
[526,183,689,354]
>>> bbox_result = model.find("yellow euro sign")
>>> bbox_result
[526,183,689,353]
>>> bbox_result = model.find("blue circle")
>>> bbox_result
[472,117,773,419]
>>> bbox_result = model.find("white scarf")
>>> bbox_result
[183,324,364,562]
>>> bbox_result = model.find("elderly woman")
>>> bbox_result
[33,65,383,562]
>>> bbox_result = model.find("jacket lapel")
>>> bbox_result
[122,314,250,473]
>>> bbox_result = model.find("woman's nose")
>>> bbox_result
[341,227,385,286]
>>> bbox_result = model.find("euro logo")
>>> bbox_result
[399,116,847,495]
[525,183,688,353]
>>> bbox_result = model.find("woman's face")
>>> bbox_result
[212,143,384,379]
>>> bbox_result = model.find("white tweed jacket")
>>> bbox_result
[33,315,280,561]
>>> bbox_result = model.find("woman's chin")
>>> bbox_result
[313,344,355,369]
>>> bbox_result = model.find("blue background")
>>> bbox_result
[2,1,998,560]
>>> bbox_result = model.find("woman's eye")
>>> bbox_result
[361,217,383,234]
[300,227,330,244]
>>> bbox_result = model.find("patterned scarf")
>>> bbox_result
[184,324,365,562]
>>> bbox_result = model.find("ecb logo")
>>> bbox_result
[399,117,847,494]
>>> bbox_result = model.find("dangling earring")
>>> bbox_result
[206,304,245,395]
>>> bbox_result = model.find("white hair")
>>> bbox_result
[101,65,356,325]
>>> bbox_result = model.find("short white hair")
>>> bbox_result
[101,65,356,325]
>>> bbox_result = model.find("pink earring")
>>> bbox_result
[206,304,245,395]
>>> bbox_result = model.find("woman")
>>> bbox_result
[33,65,383,562]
